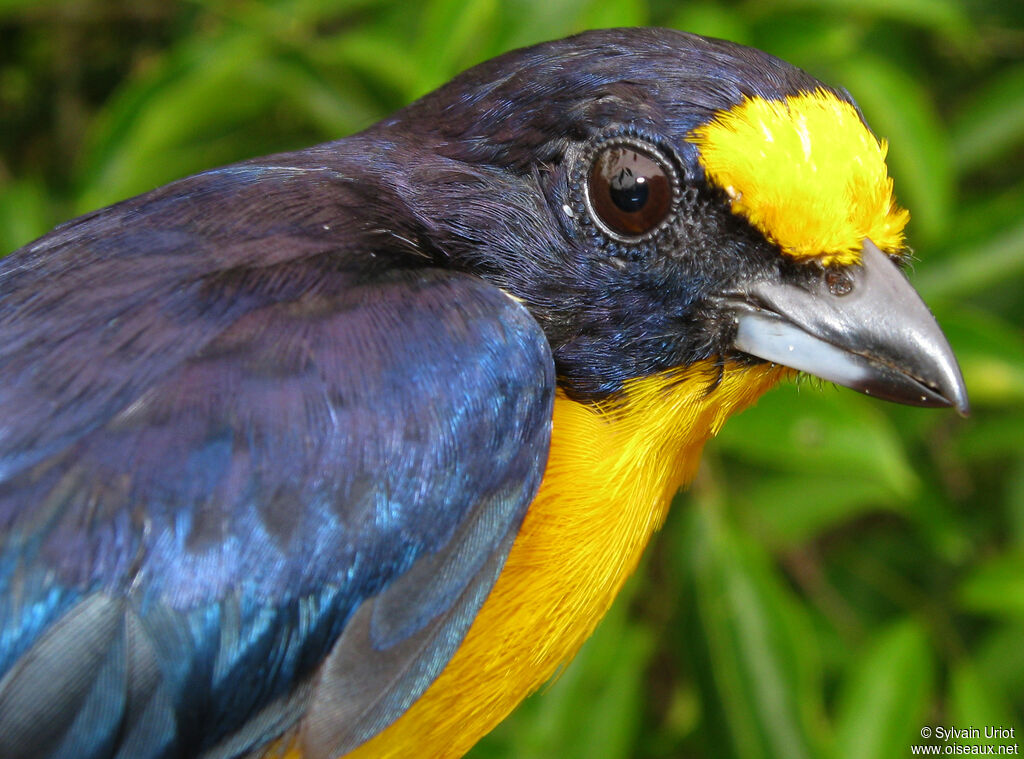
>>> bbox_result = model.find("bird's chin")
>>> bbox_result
[724,239,969,415]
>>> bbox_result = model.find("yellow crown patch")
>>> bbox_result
[688,90,909,266]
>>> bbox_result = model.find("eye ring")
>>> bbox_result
[583,137,679,242]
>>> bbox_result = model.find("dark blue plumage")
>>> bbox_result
[0,160,553,757]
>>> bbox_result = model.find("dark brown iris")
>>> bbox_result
[588,146,672,237]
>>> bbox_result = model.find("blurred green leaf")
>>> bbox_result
[1009,463,1024,549]
[669,1,752,43]
[831,55,953,246]
[210,0,387,34]
[750,14,862,68]
[952,411,1024,462]
[738,473,904,546]
[949,660,1022,748]
[924,306,1024,406]
[500,0,598,48]
[958,551,1024,618]
[746,0,971,41]
[318,32,426,103]
[77,34,280,209]
[952,64,1024,174]
[916,216,1024,301]
[833,620,934,759]
[974,621,1024,712]
[0,177,54,253]
[938,180,1024,260]
[717,384,919,500]
[688,511,822,759]
[414,0,500,95]
[577,0,648,30]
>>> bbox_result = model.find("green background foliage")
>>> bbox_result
[1,1,1022,757]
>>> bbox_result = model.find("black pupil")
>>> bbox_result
[588,145,672,237]
[610,169,649,212]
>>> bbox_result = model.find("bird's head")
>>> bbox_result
[360,27,967,413]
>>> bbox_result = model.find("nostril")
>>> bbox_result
[826,269,854,296]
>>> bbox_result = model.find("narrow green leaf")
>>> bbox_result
[746,0,972,41]
[739,473,902,546]
[689,514,821,759]
[242,53,382,136]
[1009,463,1024,549]
[922,306,1024,406]
[958,551,1024,618]
[916,216,1024,301]
[953,412,1024,462]
[832,56,954,246]
[833,619,934,759]
[948,660,1022,750]
[0,178,55,255]
[974,622,1024,711]
[952,64,1024,173]
[73,24,382,213]
[414,0,500,94]
[668,1,752,43]
[749,16,861,68]
[716,383,919,500]
[563,619,653,759]
[319,32,426,102]
[499,0,592,49]
[76,34,276,210]
[208,0,386,33]
[577,0,648,30]
[938,180,1024,258]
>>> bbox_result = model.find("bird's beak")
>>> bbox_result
[729,239,969,415]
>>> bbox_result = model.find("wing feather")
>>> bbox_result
[0,166,554,758]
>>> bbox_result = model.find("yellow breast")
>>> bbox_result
[293,360,787,759]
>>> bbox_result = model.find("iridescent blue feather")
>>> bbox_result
[0,165,554,758]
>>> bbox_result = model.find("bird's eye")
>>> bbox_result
[587,145,673,238]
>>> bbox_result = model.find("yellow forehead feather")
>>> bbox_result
[688,90,909,266]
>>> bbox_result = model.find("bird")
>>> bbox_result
[0,26,967,759]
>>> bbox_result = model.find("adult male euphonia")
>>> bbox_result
[0,27,967,759]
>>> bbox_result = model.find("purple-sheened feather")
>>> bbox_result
[0,164,554,756]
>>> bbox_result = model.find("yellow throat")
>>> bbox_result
[331,360,789,759]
